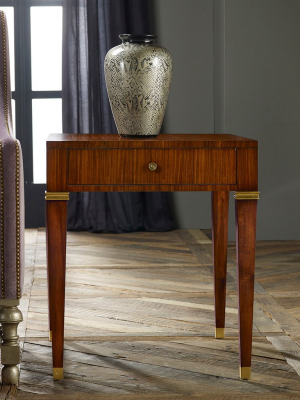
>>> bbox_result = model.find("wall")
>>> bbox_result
[225,0,300,240]
[152,0,300,240]
[151,0,215,233]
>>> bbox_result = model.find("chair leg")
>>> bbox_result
[0,301,23,385]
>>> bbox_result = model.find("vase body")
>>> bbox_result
[104,34,172,137]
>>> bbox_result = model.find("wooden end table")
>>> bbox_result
[46,133,259,381]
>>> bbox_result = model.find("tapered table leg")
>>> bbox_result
[235,198,257,380]
[211,191,229,339]
[46,214,52,344]
[46,199,68,380]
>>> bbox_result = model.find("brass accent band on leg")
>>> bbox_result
[49,331,52,342]
[45,192,69,201]
[215,328,225,339]
[234,191,260,200]
[53,368,64,380]
[240,367,251,380]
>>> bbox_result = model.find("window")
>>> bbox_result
[0,0,63,226]
[31,5,62,183]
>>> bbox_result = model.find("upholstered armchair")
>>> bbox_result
[0,11,25,385]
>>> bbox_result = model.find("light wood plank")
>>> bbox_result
[6,229,300,399]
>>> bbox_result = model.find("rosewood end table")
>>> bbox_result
[45,133,259,381]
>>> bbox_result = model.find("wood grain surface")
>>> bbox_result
[212,191,229,331]
[46,133,256,192]
[47,133,258,148]
[46,201,68,369]
[2,229,300,399]
[68,148,237,186]
[235,199,257,368]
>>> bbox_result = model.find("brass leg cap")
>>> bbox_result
[215,328,225,339]
[49,331,52,342]
[240,367,251,380]
[53,368,63,380]
[2,366,19,385]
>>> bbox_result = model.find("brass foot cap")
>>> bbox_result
[215,328,225,339]
[49,331,52,342]
[2,366,19,385]
[240,367,251,380]
[53,368,63,380]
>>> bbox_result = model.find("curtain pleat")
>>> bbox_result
[62,0,175,233]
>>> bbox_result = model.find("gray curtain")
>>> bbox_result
[62,0,175,232]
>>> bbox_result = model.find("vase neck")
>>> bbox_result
[119,34,157,44]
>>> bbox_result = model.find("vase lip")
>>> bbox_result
[119,34,157,44]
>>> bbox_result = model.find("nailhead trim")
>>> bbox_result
[1,11,11,136]
[15,141,20,299]
[0,141,4,298]
[1,13,21,298]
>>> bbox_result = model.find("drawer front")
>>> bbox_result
[68,148,237,186]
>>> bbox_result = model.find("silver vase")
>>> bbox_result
[104,34,172,137]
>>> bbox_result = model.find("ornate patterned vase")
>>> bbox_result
[104,34,172,137]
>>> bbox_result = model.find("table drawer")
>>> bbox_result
[68,148,236,186]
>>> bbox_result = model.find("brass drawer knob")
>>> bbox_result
[149,162,157,171]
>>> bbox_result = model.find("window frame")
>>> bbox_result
[0,0,63,227]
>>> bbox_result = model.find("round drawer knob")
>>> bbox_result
[149,162,157,171]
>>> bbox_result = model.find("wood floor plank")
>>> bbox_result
[16,394,300,400]
[7,230,300,398]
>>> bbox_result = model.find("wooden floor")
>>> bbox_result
[1,229,300,399]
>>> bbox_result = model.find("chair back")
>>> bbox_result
[0,10,13,139]
[0,10,25,300]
